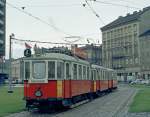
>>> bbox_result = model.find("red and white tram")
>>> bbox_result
[23,52,117,111]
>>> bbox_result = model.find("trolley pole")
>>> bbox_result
[8,33,14,93]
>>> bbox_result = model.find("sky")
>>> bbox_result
[6,0,150,58]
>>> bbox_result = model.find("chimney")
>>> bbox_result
[126,13,130,16]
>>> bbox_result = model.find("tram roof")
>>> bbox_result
[91,64,114,71]
[23,53,89,65]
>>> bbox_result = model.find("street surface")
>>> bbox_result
[7,84,137,117]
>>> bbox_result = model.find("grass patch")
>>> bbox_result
[129,84,150,112]
[0,86,25,117]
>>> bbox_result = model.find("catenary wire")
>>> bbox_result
[91,0,141,9]
[84,0,105,25]
[11,37,101,45]
[6,2,73,37]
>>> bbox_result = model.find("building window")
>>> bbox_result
[126,59,128,64]
[135,58,138,64]
[133,24,137,32]
[130,59,133,64]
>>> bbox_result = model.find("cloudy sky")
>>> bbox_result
[6,0,150,58]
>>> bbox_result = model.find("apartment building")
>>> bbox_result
[0,0,5,56]
[139,29,150,79]
[80,44,102,65]
[101,6,150,81]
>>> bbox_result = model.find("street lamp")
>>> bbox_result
[8,33,15,93]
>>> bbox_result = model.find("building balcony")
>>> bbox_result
[112,55,127,60]
[0,39,4,44]
[0,1,4,6]
[0,10,4,16]
[0,19,4,25]
[112,66,124,70]
[0,29,4,35]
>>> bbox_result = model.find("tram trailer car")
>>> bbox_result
[23,53,117,111]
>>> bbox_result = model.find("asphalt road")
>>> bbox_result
[7,84,137,117]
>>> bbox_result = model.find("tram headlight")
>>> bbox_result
[35,90,42,97]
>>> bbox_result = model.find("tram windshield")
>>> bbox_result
[32,61,46,79]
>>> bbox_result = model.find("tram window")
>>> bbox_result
[110,72,112,80]
[78,65,82,80]
[103,71,105,80]
[94,70,97,80]
[73,64,77,79]
[57,62,64,79]
[87,67,89,80]
[66,63,70,79]
[83,66,86,80]
[91,70,94,80]
[32,61,46,79]
[48,61,55,79]
[97,70,99,80]
[100,69,102,80]
[25,62,30,79]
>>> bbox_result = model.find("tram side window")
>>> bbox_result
[25,62,30,79]
[66,63,70,79]
[103,71,105,80]
[100,69,102,80]
[91,70,94,80]
[78,65,82,80]
[108,72,110,80]
[32,61,46,79]
[83,66,86,80]
[97,70,99,80]
[87,67,89,80]
[100,70,102,80]
[48,61,55,79]
[57,62,64,79]
[73,64,77,79]
[94,70,97,80]
[110,72,112,80]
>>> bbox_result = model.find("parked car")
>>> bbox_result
[130,79,142,84]
[141,80,149,84]
[130,79,150,85]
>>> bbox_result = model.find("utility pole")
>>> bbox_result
[8,33,14,93]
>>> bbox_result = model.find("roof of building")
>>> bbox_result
[101,6,150,31]
[139,29,150,37]
[80,44,102,50]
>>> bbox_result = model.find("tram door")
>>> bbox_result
[24,61,30,97]
[64,62,71,98]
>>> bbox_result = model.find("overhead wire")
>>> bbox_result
[6,2,73,37]
[23,3,82,8]
[11,37,101,45]
[84,0,105,25]
[91,0,141,9]
[7,2,102,44]
[114,0,145,7]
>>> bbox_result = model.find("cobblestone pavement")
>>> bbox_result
[7,84,139,117]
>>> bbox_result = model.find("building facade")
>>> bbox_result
[139,29,150,79]
[80,44,102,66]
[101,6,150,81]
[0,0,5,56]
[11,58,24,83]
